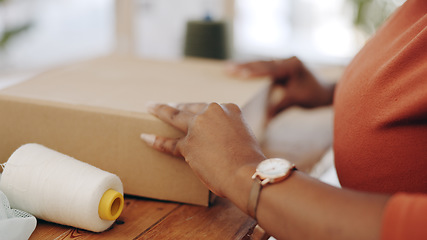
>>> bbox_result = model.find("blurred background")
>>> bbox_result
[0,0,404,75]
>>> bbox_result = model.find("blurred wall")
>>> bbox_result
[0,0,403,75]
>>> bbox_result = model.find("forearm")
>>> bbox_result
[229,166,389,240]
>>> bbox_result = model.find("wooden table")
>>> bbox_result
[29,196,267,240]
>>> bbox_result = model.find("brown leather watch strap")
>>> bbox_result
[247,177,262,221]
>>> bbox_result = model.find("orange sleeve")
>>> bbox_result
[333,0,427,194]
[381,193,427,240]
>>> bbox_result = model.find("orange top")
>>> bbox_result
[334,0,427,239]
[381,193,427,240]
[334,0,427,194]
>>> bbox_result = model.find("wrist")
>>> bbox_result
[226,163,259,214]
[247,158,297,220]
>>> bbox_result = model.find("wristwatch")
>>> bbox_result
[247,158,296,220]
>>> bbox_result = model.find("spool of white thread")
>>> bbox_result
[0,143,124,232]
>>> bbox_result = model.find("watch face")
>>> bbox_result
[257,158,293,178]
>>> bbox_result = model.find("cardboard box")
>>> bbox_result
[0,55,269,206]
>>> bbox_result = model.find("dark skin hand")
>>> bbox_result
[141,102,389,240]
[227,57,335,121]
[139,55,385,240]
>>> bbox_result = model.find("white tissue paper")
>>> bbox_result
[0,173,37,240]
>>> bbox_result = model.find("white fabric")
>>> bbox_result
[0,185,37,240]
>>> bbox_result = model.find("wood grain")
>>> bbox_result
[29,196,256,240]
[138,197,256,240]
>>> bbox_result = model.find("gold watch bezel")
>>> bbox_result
[247,158,296,221]
[252,158,296,186]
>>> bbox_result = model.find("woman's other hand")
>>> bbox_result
[227,57,335,120]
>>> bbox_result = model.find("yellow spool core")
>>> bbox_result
[98,189,124,221]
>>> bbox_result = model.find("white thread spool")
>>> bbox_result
[0,143,124,232]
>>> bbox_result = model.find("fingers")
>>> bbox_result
[142,102,243,159]
[140,134,182,157]
[142,102,206,157]
[226,61,273,78]
[227,57,302,80]
[174,103,208,114]
[266,84,294,119]
[146,102,194,132]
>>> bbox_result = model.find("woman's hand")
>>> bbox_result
[227,57,335,120]
[141,102,266,200]
[141,102,390,240]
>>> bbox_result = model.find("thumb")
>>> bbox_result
[140,134,183,158]
[267,85,293,120]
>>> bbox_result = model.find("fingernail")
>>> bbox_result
[239,69,251,78]
[140,133,156,146]
[167,102,179,108]
[145,101,158,113]
[225,63,237,72]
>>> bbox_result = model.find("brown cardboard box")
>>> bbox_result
[0,55,269,206]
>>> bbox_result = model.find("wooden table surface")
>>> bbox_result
[29,196,260,240]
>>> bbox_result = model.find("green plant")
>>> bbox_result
[0,0,32,49]
[350,0,402,35]
[0,23,31,49]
